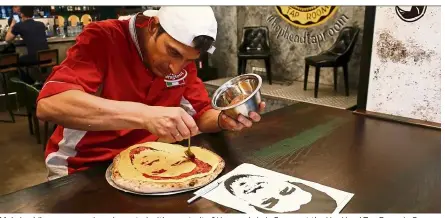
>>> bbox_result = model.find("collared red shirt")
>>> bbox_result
[37,16,212,180]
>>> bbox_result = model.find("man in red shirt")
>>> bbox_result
[36,6,266,180]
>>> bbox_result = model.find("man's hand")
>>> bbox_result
[218,102,266,131]
[143,107,200,142]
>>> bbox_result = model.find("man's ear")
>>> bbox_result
[147,16,160,35]
[135,15,159,32]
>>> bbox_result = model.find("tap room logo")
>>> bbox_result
[275,6,339,28]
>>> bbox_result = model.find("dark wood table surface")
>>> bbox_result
[0,103,440,213]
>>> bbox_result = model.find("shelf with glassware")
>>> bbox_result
[0,16,88,43]
[48,6,101,38]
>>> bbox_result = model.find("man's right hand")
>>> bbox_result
[36,90,200,139]
[143,106,199,142]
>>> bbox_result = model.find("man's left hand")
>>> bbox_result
[218,102,266,131]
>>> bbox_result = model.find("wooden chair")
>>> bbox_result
[20,49,59,88]
[37,49,59,68]
[0,53,19,123]
[303,26,360,98]
[9,77,51,148]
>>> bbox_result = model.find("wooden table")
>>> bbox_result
[0,103,440,213]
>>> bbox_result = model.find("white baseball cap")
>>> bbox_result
[156,6,217,54]
[119,10,158,20]
[143,9,159,17]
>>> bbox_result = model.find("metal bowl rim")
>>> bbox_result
[211,73,262,110]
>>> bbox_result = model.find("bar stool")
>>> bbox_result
[0,53,19,123]
[21,49,59,88]
[37,49,59,69]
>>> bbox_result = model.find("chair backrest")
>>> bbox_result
[239,26,270,52]
[37,49,59,68]
[9,77,40,110]
[328,26,360,61]
[0,53,19,73]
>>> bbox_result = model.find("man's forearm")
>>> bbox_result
[5,22,16,42]
[197,109,222,133]
[5,30,15,42]
[37,90,147,131]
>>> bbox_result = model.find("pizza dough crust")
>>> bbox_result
[110,142,225,193]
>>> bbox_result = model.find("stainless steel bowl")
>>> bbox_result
[211,74,262,119]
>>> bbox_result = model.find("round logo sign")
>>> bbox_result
[275,6,338,28]
[395,6,427,23]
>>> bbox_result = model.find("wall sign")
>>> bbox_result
[267,6,349,45]
[275,6,338,28]
[395,6,427,22]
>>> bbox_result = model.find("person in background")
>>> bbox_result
[5,6,49,85]
[0,6,20,54]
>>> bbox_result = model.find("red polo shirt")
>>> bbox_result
[37,18,212,180]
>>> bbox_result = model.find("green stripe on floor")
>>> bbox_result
[252,117,346,160]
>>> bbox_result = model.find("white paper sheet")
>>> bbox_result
[195,163,354,214]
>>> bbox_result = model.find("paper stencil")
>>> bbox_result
[198,163,354,214]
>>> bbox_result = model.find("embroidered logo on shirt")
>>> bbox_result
[164,69,188,88]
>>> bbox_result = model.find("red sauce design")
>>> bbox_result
[142,158,212,180]
[129,146,212,180]
[141,159,160,166]
[129,146,157,163]
[151,169,167,174]
[171,158,191,166]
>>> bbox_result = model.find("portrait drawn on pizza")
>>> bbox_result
[128,145,211,180]
[224,174,337,213]
[395,6,427,23]
[111,142,225,194]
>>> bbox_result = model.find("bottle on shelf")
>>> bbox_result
[1,7,6,19]
[54,16,59,36]
[46,22,52,37]
[0,25,4,41]
[6,6,11,18]
[64,20,68,37]
[39,7,45,18]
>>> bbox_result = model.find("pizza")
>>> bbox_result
[110,141,225,193]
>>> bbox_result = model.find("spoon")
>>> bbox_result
[185,138,195,159]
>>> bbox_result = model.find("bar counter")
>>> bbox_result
[0,36,76,61]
